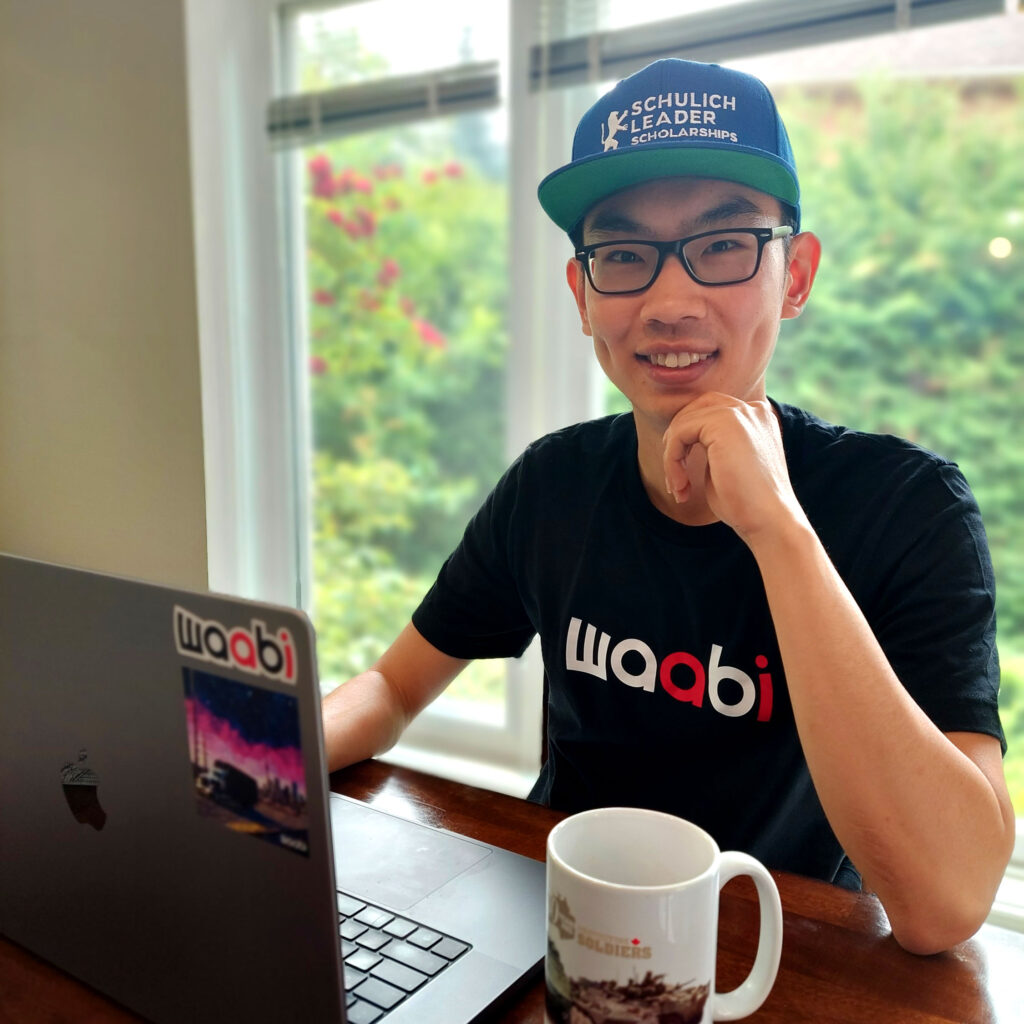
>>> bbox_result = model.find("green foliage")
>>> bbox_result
[305,129,507,686]
[1000,653,1024,814]
[772,79,1024,649]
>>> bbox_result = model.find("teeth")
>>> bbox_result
[649,352,710,367]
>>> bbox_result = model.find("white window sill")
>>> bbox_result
[987,821,1024,933]
[989,871,1024,932]
[378,743,537,801]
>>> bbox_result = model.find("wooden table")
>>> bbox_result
[2,759,1022,1023]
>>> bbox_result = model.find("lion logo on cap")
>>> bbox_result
[601,110,628,151]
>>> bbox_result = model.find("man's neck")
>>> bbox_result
[632,410,719,526]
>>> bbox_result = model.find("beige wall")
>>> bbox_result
[0,0,207,588]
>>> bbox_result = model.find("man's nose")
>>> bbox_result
[640,251,706,321]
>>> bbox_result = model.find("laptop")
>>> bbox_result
[0,553,546,1023]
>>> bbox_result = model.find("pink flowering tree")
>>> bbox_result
[304,141,506,679]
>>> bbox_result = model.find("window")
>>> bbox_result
[286,4,511,716]
[187,0,1023,890]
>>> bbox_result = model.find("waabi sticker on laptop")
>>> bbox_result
[182,668,310,856]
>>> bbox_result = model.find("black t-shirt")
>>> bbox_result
[412,402,1004,883]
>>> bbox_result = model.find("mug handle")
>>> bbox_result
[711,851,783,1022]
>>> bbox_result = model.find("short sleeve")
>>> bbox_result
[868,462,1004,752]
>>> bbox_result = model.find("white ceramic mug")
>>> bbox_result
[546,807,782,1023]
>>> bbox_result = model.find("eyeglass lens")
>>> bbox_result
[588,231,763,291]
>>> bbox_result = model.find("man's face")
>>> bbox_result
[566,177,817,433]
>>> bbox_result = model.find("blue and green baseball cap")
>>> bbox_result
[538,58,800,235]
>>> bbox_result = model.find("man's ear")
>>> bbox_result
[566,257,593,337]
[781,231,821,321]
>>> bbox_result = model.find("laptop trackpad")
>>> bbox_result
[329,795,491,910]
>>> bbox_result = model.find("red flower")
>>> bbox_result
[309,355,329,375]
[358,290,381,311]
[309,154,335,198]
[399,296,416,318]
[354,207,376,237]
[312,289,334,306]
[308,154,332,179]
[377,259,400,287]
[444,161,464,178]
[327,209,344,227]
[312,177,336,200]
[414,318,446,349]
[421,168,438,184]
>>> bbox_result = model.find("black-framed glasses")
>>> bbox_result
[575,226,794,294]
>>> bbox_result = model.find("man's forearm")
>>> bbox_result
[320,622,472,775]
[321,670,410,774]
[749,517,1015,954]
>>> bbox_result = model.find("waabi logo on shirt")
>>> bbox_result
[565,616,773,722]
[174,606,297,684]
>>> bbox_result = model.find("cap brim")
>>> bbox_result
[538,144,800,234]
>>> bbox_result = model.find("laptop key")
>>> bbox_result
[380,940,447,976]
[355,907,394,929]
[343,965,367,991]
[346,947,382,973]
[341,918,368,940]
[355,977,406,1011]
[406,926,443,949]
[345,1001,384,1024]
[371,958,429,993]
[336,892,366,918]
[432,936,471,960]
[382,917,417,939]
[355,928,391,952]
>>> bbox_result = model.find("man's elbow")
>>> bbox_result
[888,888,1001,956]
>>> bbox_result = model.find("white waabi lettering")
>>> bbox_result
[708,644,756,717]
[609,637,656,692]
[566,617,609,681]
[562,616,774,722]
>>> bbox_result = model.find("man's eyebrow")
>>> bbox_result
[583,193,775,241]
[693,195,768,227]
[584,211,643,237]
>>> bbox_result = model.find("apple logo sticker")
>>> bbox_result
[61,749,107,830]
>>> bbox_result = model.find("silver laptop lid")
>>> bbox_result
[0,553,346,1023]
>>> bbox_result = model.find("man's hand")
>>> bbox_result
[661,393,805,543]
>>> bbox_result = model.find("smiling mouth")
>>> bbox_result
[639,351,714,368]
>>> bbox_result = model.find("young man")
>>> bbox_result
[322,59,1014,954]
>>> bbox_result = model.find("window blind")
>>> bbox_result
[529,0,1006,90]
[267,60,499,149]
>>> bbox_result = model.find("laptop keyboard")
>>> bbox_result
[337,890,471,1023]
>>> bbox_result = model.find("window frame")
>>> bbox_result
[185,0,1023,917]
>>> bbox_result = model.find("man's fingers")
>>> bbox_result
[664,440,695,503]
